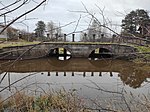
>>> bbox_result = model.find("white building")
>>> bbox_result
[0,24,7,38]
[0,24,19,39]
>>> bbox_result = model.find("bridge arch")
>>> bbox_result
[88,47,113,60]
[87,45,114,55]
[43,43,137,59]
[47,47,72,60]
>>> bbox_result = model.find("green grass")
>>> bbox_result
[0,41,40,48]
[0,41,131,48]
[0,38,6,41]
[133,46,150,63]
[135,46,150,53]
[44,41,111,44]
[44,41,127,45]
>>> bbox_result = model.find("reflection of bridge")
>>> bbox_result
[0,42,138,60]
[0,58,149,73]
[0,58,149,89]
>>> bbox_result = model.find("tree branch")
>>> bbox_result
[0,0,29,17]
[0,0,21,11]
[0,0,46,34]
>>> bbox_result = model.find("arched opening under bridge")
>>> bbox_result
[88,48,113,60]
[48,48,72,60]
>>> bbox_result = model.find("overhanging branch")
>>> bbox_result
[0,0,46,34]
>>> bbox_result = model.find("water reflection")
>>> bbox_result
[0,72,122,98]
[119,69,147,88]
[0,58,149,112]
[0,58,149,89]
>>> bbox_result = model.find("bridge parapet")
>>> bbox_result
[43,42,137,58]
[0,42,138,60]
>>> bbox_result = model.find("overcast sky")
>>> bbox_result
[1,0,150,36]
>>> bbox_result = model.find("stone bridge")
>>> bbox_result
[0,42,138,60]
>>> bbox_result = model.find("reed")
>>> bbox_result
[0,90,91,112]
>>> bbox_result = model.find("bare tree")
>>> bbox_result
[87,19,102,41]
[0,0,47,35]
[46,21,55,40]
[46,21,62,41]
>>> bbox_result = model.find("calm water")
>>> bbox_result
[0,58,150,110]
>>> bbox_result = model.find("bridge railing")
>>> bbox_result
[114,36,150,46]
[47,33,150,46]
[80,33,150,46]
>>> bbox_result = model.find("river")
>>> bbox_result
[0,57,150,111]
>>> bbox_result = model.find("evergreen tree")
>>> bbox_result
[35,21,46,37]
[121,9,149,36]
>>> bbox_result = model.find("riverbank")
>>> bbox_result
[133,46,150,63]
[0,41,40,49]
[0,90,92,112]
[0,88,150,112]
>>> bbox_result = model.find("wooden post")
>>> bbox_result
[112,34,116,43]
[84,33,87,41]
[56,72,58,76]
[47,33,50,40]
[101,34,104,42]
[72,72,74,76]
[48,72,50,76]
[72,34,75,42]
[99,72,102,76]
[55,33,58,41]
[64,34,66,42]
[93,34,96,42]
[83,72,86,77]
[110,72,113,77]
[64,72,66,76]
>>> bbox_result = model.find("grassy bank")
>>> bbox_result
[0,38,6,41]
[136,46,150,53]
[133,46,150,63]
[0,90,91,112]
[0,88,150,112]
[0,41,40,49]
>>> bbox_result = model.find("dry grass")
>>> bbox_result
[0,90,91,112]
[0,87,150,112]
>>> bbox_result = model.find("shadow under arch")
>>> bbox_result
[88,48,113,60]
[46,47,72,67]
[47,47,72,61]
